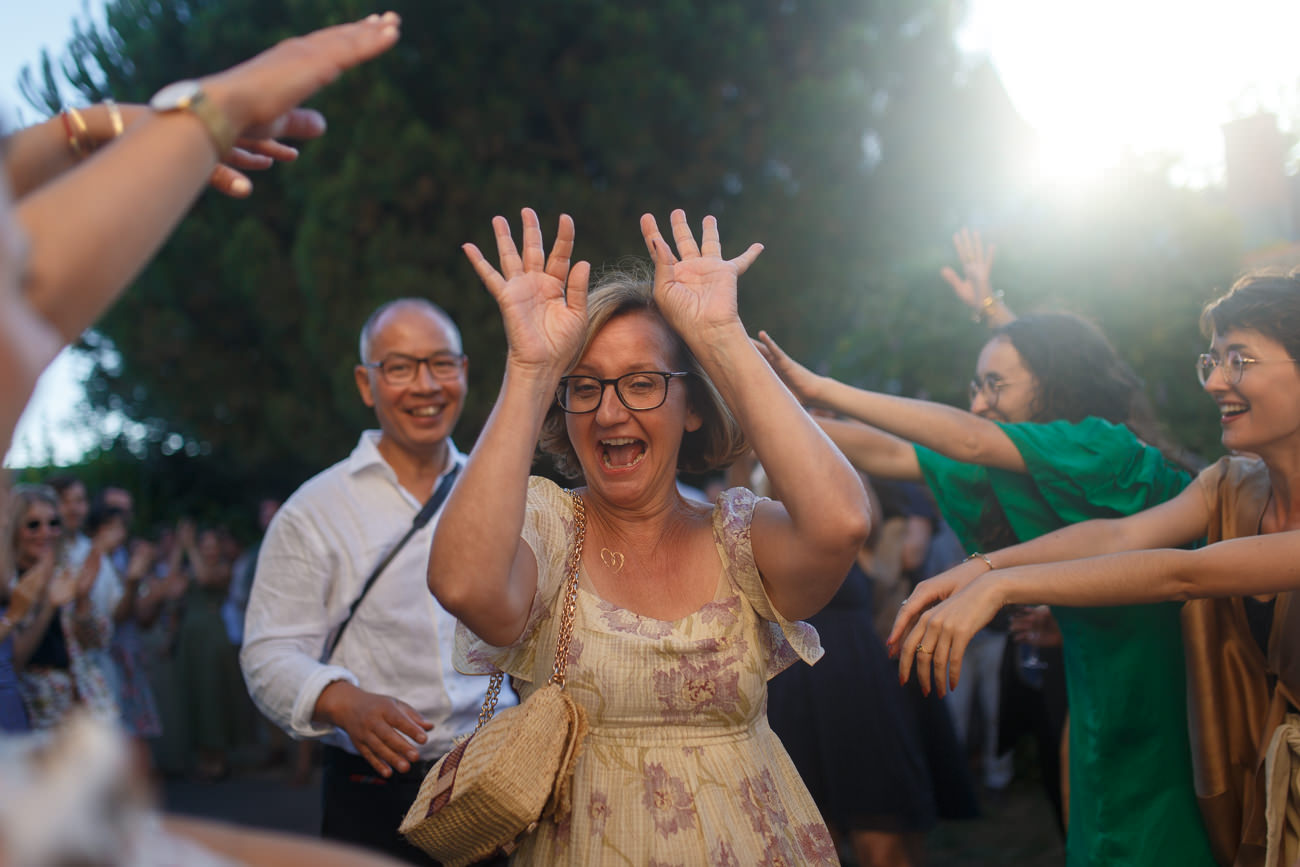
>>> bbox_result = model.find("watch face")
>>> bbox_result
[150,79,202,111]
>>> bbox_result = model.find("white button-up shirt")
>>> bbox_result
[240,431,509,758]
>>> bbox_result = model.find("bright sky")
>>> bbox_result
[960,0,1300,187]
[3,0,1298,466]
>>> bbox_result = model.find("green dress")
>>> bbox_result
[916,416,1215,867]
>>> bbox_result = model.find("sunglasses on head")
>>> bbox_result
[24,517,62,531]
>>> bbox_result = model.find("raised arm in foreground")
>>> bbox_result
[642,211,869,620]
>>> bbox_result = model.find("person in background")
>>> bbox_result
[9,484,117,730]
[242,297,506,864]
[757,298,1214,864]
[225,496,280,647]
[893,269,1300,867]
[84,500,163,778]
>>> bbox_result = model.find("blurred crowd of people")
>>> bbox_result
[2,477,295,784]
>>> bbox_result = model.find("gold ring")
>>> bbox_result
[916,643,930,655]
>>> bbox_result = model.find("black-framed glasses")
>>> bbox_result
[24,517,62,531]
[969,374,1018,408]
[556,371,691,414]
[363,352,465,387]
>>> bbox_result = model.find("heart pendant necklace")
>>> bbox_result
[600,547,626,573]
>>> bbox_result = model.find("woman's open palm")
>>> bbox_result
[463,208,589,373]
[640,210,761,339]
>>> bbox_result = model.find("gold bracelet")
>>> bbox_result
[972,291,1005,323]
[964,551,995,571]
[103,98,125,138]
[60,106,92,159]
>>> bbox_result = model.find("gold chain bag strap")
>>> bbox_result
[400,490,590,866]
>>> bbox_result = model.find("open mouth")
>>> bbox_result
[600,437,646,470]
[1219,402,1248,421]
[407,406,443,419]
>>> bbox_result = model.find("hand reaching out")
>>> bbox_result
[200,12,401,162]
[754,330,824,406]
[105,104,313,199]
[639,210,762,343]
[461,208,590,376]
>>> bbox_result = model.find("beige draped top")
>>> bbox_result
[1184,455,1300,867]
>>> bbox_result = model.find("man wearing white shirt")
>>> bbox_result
[241,298,510,864]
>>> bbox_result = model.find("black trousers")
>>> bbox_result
[320,745,443,865]
[321,746,513,866]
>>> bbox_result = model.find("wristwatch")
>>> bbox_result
[149,79,237,157]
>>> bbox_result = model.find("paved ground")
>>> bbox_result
[161,765,1065,865]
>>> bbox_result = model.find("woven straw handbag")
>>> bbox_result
[400,491,590,866]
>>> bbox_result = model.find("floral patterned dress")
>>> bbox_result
[456,478,837,866]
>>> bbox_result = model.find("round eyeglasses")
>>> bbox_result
[969,374,1018,409]
[363,352,465,387]
[556,371,690,414]
[1194,350,1299,386]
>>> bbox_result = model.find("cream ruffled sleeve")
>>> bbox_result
[713,487,823,677]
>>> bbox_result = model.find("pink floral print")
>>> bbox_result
[642,762,697,838]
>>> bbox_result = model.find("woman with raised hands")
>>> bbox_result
[758,309,1216,866]
[430,208,869,864]
[892,269,1300,867]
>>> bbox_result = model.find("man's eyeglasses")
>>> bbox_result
[556,371,690,414]
[363,353,465,387]
[1196,350,1296,386]
[24,517,62,531]
[969,374,1017,408]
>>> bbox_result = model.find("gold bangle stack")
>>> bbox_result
[60,100,126,160]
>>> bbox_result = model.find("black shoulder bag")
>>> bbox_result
[323,464,461,662]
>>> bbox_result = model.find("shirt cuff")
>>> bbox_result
[290,665,358,738]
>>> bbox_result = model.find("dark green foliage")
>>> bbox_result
[20,0,1241,507]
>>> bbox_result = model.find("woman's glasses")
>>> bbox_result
[24,517,62,531]
[1196,350,1297,386]
[968,374,1018,409]
[556,371,690,414]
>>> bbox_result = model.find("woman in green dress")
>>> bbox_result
[892,270,1300,867]
[758,310,1216,866]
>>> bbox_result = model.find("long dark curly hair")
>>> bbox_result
[973,312,1194,550]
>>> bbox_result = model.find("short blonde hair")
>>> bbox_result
[8,484,64,570]
[538,265,747,479]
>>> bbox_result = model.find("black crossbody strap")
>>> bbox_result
[323,463,461,662]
